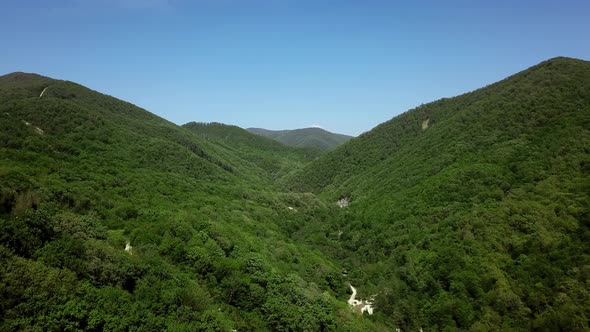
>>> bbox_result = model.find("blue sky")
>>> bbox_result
[1,0,589,136]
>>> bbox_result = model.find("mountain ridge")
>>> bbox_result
[247,126,353,151]
[287,56,590,193]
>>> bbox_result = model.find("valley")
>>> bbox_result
[1,57,589,331]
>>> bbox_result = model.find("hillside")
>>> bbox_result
[0,72,383,331]
[289,57,590,330]
[183,122,321,182]
[247,127,353,151]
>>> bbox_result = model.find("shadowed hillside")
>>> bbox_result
[288,57,590,330]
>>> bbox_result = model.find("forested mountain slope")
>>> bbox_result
[183,122,321,182]
[289,57,590,330]
[247,127,352,151]
[0,72,384,331]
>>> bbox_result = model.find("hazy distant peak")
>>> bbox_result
[247,127,353,151]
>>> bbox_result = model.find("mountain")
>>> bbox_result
[182,122,322,182]
[288,57,590,330]
[247,127,353,151]
[0,72,383,331]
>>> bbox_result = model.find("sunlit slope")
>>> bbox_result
[0,73,243,218]
[0,72,384,331]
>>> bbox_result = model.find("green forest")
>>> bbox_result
[1,57,589,331]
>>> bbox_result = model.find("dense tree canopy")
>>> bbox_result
[1,57,589,331]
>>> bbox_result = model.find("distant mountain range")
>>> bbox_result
[182,122,323,180]
[247,127,353,151]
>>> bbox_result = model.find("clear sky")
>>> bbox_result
[1,0,589,136]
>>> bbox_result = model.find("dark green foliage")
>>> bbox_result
[0,208,56,257]
[248,127,353,151]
